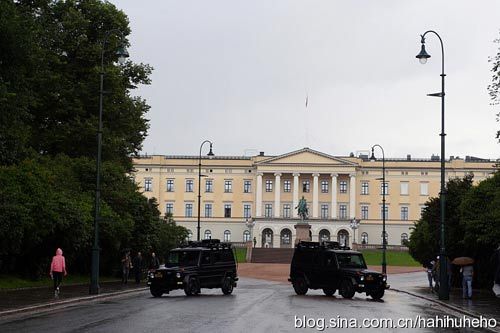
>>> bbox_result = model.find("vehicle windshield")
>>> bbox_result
[336,253,367,269]
[166,250,200,267]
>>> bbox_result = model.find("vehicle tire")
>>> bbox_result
[150,287,163,298]
[184,276,200,296]
[221,276,234,295]
[339,279,355,299]
[370,288,385,300]
[292,276,308,295]
[323,288,335,296]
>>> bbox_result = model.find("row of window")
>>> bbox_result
[167,202,416,220]
[144,178,430,196]
[186,229,250,242]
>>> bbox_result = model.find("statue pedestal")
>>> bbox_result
[294,223,311,244]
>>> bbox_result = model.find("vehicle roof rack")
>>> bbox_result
[296,240,350,251]
[179,239,232,250]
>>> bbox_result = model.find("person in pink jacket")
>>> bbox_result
[50,248,67,296]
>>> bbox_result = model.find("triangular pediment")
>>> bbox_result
[257,148,357,166]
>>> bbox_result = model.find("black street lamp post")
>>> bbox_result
[197,140,214,241]
[90,30,129,295]
[370,144,387,275]
[415,30,449,301]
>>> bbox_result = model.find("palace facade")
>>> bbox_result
[132,148,496,248]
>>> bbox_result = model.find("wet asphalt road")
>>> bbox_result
[0,277,493,333]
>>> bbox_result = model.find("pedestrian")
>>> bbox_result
[49,248,67,296]
[491,245,500,297]
[133,251,143,284]
[426,260,435,291]
[149,252,160,271]
[460,264,473,299]
[121,251,132,284]
[432,256,440,292]
[253,237,257,248]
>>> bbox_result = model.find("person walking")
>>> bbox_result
[149,252,160,271]
[133,251,143,284]
[49,248,67,296]
[426,260,435,291]
[121,251,132,284]
[461,264,474,299]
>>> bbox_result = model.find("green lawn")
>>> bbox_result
[234,248,247,263]
[361,250,420,267]
[0,275,119,290]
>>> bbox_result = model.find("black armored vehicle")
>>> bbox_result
[147,239,238,297]
[288,241,389,299]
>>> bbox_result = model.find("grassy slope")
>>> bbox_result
[0,275,119,290]
[361,250,420,267]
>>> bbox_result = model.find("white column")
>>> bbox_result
[274,173,281,218]
[312,173,319,218]
[331,173,338,219]
[256,173,263,217]
[292,173,300,217]
[349,173,356,219]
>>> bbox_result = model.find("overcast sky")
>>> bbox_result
[112,0,500,159]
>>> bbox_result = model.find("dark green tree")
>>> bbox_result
[488,30,500,143]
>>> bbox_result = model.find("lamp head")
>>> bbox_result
[207,143,214,159]
[416,43,430,64]
[116,44,129,65]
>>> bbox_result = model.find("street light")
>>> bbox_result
[415,30,449,301]
[245,217,255,247]
[350,218,360,249]
[197,140,214,241]
[90,29,129,295]
[370,144,387,275]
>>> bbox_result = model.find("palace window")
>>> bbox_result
[361,182,369,195]
[144,178,153,192]
[185,203,193,217]
[283,180,291,192]
[204,203,213,218]
[401,233,409,245]
[400,182,409,196]
[380,182,389,195]
[265,180,273,192]
[302,180,310,193]
[185,179,194,192]
[166,179,174,192]
[205,179,213,193]
[420,182,429,196]
[264,204,273,218]
[243,230,251,242]
[339,181,347,193]
[339,204,347,219]
[361,205,369,219]
[224,230,231,242]
[321,181,329,193]
[204,230,212,240]
[243,204,252,218]
[401,206,409,220]
[224,180,232,193]
[361,232,368,245]
[283,204,291,218]
[321,204,329,218]
[380,206,389,220]
[244,180,252,193]
[166,203,173,215]
[224,204,232,218]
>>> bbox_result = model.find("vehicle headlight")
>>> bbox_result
[360,276,364,281]
[382,276,387,282]
[176,272,181,278]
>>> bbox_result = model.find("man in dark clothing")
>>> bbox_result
[149,252,160,270]
[133,252,143,284]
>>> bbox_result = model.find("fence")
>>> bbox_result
[353,243,409,252]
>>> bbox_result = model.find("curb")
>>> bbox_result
[390,288,500,333]
[0,287,148,319]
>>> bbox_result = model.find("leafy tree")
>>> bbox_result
[488,30,500,143]
[153,213,189,264]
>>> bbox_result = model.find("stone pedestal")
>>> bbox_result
[294,223,311,244]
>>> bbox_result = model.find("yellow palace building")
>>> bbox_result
[132,148,496,248]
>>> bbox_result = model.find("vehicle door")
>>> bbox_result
[309,252,324,288]
[321,251,339,288]
[198,250,214,287]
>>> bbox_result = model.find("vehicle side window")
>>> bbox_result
[221,250,233,262]
[212,251,222,263]
[201,252,211,265]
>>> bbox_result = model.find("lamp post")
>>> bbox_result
[245,217,255,246]
[350,218,360,248]
[197,140,214,241]
[370,144,386,275]
[90,30,129,295]
[415,30,449,300]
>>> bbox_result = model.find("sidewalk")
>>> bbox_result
[0,281,146,315]
[390,272,500,322]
